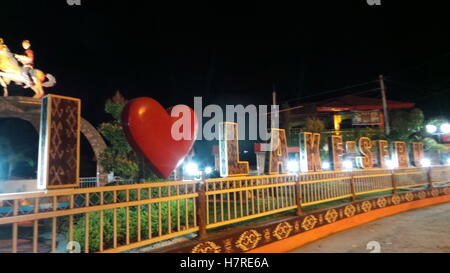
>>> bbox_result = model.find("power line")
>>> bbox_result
[284,80,379,103]
[341,88,381,97]
[262,105,305,116]
[273,88,381,115]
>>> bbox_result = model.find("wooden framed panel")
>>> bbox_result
[37,94,81,190]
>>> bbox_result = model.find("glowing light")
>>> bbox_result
[184,162,200,176]
[287,161,300,173]
[322,161,331,170]
[426,125,438,134]
[441,124,450,134]
[343,160,353,170]
[447,158,450,165]
[204,167,213,175]
[385,159,397,169]
[420,158,432,168]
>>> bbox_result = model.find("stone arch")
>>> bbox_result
[80,118,108,184]
[0,96,108,184]
[0,97,41,131]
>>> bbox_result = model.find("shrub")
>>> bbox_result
[69,199,195,252]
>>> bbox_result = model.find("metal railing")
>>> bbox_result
[0,181,198,253]
[204,174,298,229]
[0,166,449,253]
[78,177,140,188]
[78,177,99,188]
[300,170,355,206]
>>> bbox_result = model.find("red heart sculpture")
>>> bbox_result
[122,97,198,179]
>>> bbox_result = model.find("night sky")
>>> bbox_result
[2,1,450,174]
[2,1,450,121]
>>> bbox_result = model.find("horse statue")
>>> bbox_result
[0,39,56,99]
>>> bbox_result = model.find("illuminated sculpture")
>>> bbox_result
[219,122,250,177]
[299,132,322,172]
[267,129,288,174]
[122,97,198,179]
[0,38,56,99]
[357,137,374,169]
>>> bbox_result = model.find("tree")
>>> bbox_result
[422,116,449,152]
[97,91,138,180]
[389,108,448,152]
[389,108,425,142]
[98,91,160,181]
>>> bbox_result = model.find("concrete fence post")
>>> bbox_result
[295,174,303,216]
[391,169,397,194]
[427,167,433,190]
[349,172,357,202]
[196,172,207,239]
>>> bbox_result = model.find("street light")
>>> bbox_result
[426,123,450,136]
[184,162,200,177]
[426,122,450,164]
[385,159,397,170]
[343,160,353,170]
[426,125,438,134]
[322,161,331,171]
[287,160,300,173]
[420,158,432,168]
[204,167,214,175]
[440,124,450,134]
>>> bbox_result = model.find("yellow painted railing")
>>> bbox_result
[205,174,298,229]
[0,166,449,253]
[0,181,198,253]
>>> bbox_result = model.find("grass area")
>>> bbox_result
[355,190,395,200]
[301,198,352,211]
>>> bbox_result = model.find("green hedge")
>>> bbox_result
[69,199,195,252]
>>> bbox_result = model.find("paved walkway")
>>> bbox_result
[291,202,450,253]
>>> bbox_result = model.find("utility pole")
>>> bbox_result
[273,90,277,107]
[379,75,391,136]
[272,82,279,129]
[272,81,278,106]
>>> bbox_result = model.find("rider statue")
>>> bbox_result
[15,40,36,88]
[0,38,56,99]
